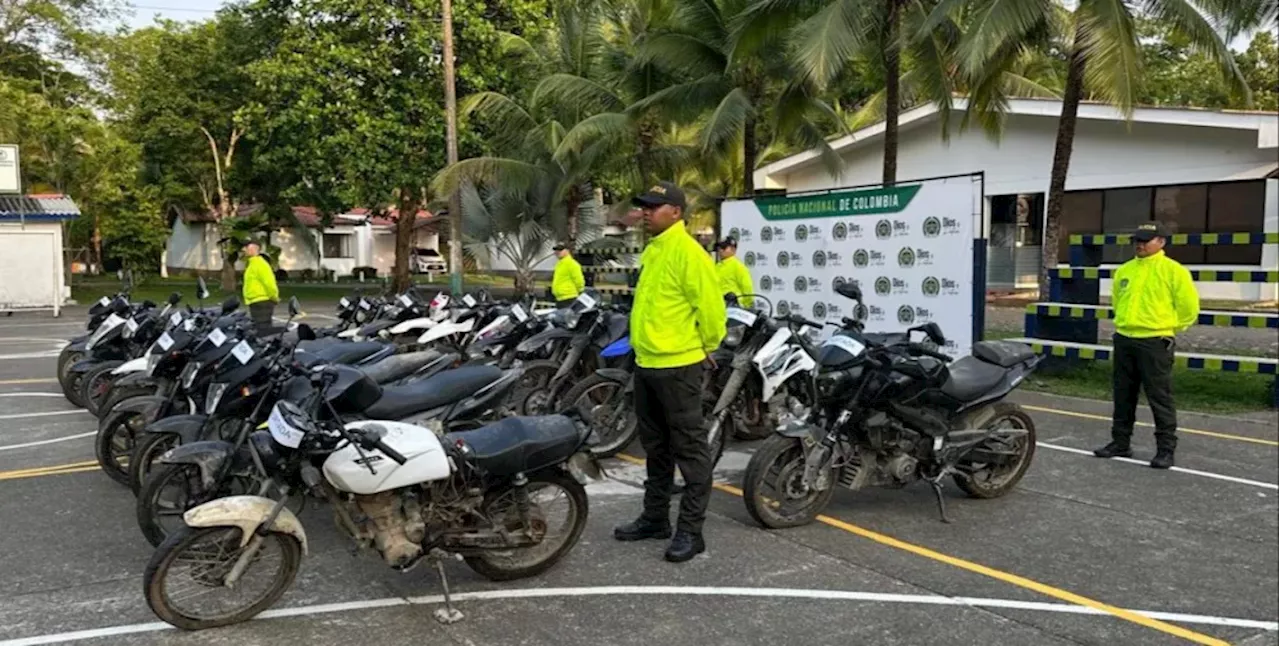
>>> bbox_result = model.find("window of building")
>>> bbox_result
[1206,182,1265,265]
[1154,184,1207,264]
[323,233,353,258]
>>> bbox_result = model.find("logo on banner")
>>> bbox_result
[728,227,741,241]
[853,249,869,267]
[812,302,828,319]
[898,247,916,268]
[893,219,911,237]
[820,302,842,319]
[832,222,849,241]
[760,275,780,292]
[743,251,757,267]
[923,217,942,238]
[874,277,891,296]
[898,305,916,325]
[853,303,869,322]
[891,277,910,294]
[777,251,789,268]
[944,339,961,354]
[922,276,941,297]
[866,304,885,322]
[793,277,808,293]
[875,219,892,240]
[729,227,752,243]
[915,248,933,265]
[833,276,860,292]
[760,226,774,243]
[812,250,827,268]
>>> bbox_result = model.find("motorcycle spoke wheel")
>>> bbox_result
[139,464,258,547]
[952,404,1037,499]
[96,412,143,485]
[464,472,588,582]
[564,378,636,457]
[742,435,835,529]
[145,526,300,630]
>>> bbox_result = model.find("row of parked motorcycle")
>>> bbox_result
[52,275,1043,631]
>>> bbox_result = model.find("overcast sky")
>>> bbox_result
[121,1,1260,49]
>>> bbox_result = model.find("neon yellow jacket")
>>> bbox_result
[631,223,726,369]
[716,256,754,308]
[242,255,279,305]
[552,255,585,301]
[1112,250,1200,338]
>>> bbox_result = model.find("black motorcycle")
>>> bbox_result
[742,283,1039,527]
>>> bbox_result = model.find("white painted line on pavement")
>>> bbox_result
[0,431,95,452]
[1038,442,1279,491]
[0,352,61,360]
[0,393,64,397]
[0,410,87,421]
[0,585,1272,646]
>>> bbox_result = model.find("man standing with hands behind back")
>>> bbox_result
[241,240,279,336]
[551,244,585,308]
[1093,222,1199,469]
[614,181,726,562]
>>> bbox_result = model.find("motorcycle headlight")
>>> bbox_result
[146,352,162,376]
[723,326,744,348]
[182,361,202,389]
[564,310,581,329]
[206,382,228,415]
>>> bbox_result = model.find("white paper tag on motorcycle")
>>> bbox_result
[399,294,413,307]
[511,304,528,322]
[183,319,195,332]
[431,294,449,309]
[576,292,597,309]
[103,313,124,328]
[157,332,175,351]
[267,404,305,449]
[339,297,350,308]
[822,334,865,357]
[124,317,139,337]
[359,299,371,310]
[727,307,757,326]
[207,327,227,347]
[230,339,254,364]
[463,294,477,307]
[98,297,110,307]
[169,312,183,328]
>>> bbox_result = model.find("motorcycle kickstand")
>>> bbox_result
[926,476,951,524]
[429,548,465,624]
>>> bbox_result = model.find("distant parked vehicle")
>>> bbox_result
[412,248,447,274]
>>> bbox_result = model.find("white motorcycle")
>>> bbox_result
[142,359,602,631]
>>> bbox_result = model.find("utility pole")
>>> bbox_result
[442,0,462,296]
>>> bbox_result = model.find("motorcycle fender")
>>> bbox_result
[109,395,169,424]
[70,359,122,376]
[146,414,210,445]
[183,495,308,555]
[112,356,148,375]
[593,368,631,384]
[158,439,238,489]
[66,339,89,353]
[113,371,155,388]
[777,419,823,449]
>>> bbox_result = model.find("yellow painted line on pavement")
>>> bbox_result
[0,461,100,481]
[615,453,1229,646]
[0,378,58,385]
[1023,405,1279,447]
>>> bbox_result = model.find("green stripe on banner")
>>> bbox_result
[1069,307,1086,318]
[1069,235,1083,245]
[1247,317,1264,329]
[1204,357,1224,371]
[1233,270,1250,282]
[1232,233,1250,244]
[1048,305,1062,317]
[1171,234,1189,245]
[1051,345,1067,357]
[1200,233,1220,245]
[1268,271,1279,283]
[1266,233,1280,244]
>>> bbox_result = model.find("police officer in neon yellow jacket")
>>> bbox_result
[241,241,279,336]
[550,244,585,307]
[714,237,753,308]
[1093,222,1199,470]
[613,181,725,563]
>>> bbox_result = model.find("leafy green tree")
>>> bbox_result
[1138,26,1279,111]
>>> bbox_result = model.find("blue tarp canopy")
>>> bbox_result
[0,194,80,221]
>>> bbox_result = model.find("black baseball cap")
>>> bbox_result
[552,244,567,251]
[631,181,687,210]
[1133,222,1171,242]
[714,237,738,250]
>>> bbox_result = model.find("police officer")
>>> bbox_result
[1093,222,1200,469]
[551,244,585,308]
[714,237,753,308]
[613,181,726,562]
[241,241,279,336]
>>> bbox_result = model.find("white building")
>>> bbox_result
[755,98,1278,300]
[165,205,441,278]
[0,194,77,315]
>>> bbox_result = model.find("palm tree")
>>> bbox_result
[936,0,1269,297]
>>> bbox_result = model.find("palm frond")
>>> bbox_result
[553,112,634,164]
[633,32,726,78]
[1076,0,1142,116]
[699,86,754,155]
[432,157,547,198]
[1145,0,1249,101]
[791,0,873,88]
[628,74,732,123]
[460,91,540,139]
[729,0,823,60]
[956,0,1055,76]
[531,73,626,114]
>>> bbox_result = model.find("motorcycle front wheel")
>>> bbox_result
[144,525,301,630]
[80,363,120,418]
[61,362,94,408]
[742,434,836,529]
[559,374,637,457]
[56,347,83,384]
[129,431,181,495]
[464,471,588,581]
[512,359,558,414]
[137,463,259,547]
[95,408,147,485]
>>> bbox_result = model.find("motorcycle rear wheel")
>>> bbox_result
[56,347,83,384]
[464,471,588,581]
[129,431,181,495]
[61,362,93,408]
[952,402,1037,499]
[80,363,120,418]
[95,408,145,485]
[137,463,259,547]
[144,525,301,630]
[742,434,836,529]
[513,359,559,414]
[559,374,637,457]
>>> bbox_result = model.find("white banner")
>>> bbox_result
[0,145,19,194]
[722,176,979,358]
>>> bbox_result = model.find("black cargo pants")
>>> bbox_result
[1111,333,1177,450]
[634,363,712,535]
[249,301,276,337]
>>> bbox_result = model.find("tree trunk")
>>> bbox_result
[566,184,581,249]
[217,203,237,293]
[442,0,463,296]
[91,215,102,272]
[1040,24,1088,300]
[743,112,757,194]
[882,0,900,186]
[636,117,656,187]
[393,194,417,293]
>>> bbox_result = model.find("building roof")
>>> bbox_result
[755,97,1280,186]
[180,204,434,229]
[0,194,80,222]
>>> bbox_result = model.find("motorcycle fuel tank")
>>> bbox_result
[323,420,451,495]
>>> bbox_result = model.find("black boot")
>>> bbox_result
[613,517,672,542]
[1093,441,1133,459]
[664,530,705,563]
[1150,448,1175,469]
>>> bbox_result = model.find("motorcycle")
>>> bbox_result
[741,282,1039,527]
[518,292,629,416]
[142,350,600,631]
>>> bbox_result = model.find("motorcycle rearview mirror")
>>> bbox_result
[221,297,239,314]
[196,276,210,301]
[834,282,863,302]
[168,291,182,305]
[917,322,947,345]
[288,296,300,318]
[295,322,316,341]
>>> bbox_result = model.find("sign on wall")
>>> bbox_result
[0,145,19,194]
[722,175,980,357]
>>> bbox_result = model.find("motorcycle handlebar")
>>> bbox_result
[910,343,952,363]
[351,429,407,465]
[784,314,824,330]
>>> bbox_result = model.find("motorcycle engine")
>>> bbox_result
[343,491,427,568]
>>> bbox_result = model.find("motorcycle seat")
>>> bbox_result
[364,365,503,420]
[360,349,444,385]
[311,341,388,365]
[444,415,582,476]
[972,340,1036,368]
[941,356,1007,402]
[296,338,342,353]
